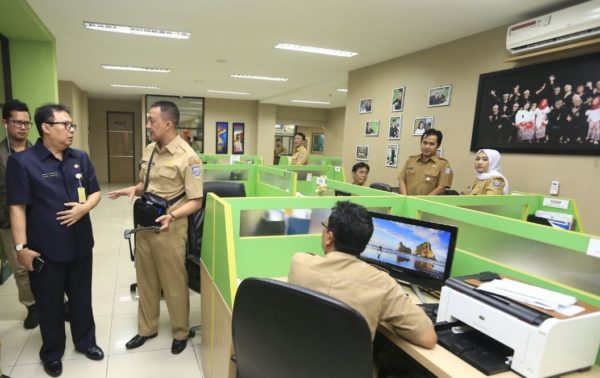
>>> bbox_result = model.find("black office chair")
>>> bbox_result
[370,182,393,192]
[443,188,460,195]
[232,278,373,378]
[187,180,246,337]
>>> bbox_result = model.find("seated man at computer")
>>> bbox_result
[288,201,436,349]
[351,162,370,186]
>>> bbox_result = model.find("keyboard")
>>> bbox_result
[418,302,439,324]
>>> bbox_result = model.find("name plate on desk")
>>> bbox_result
[542,197,569,209]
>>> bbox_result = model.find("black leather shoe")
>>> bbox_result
[125,333,157,349]
[171,338,188,354]
[77,345,104,361]
[43,360,62,377]
[24,304,39,329]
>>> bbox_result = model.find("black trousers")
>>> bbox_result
[28,253,96,362]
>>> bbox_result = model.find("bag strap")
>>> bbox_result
[143,147,157,192]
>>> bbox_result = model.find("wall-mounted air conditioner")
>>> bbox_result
[506,0,600,54]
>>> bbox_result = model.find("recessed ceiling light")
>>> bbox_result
[84,21,191,40]
[230,74,288,82]
[110,84,160,89]
[102,64,171,73]
[275,43,358,58]
[336,88,348,93]
[189,101,203,104]
[291,99,331,105]
[207,89,251,96]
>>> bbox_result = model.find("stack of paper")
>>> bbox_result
[477,278,584,316]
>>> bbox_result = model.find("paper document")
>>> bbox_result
[477,278,577,311]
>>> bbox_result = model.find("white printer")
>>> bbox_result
[437,276,600,378]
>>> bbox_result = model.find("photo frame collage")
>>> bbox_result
[216,121,245,154]
[357,84,452,167]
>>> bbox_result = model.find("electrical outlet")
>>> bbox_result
[549,181,560,196]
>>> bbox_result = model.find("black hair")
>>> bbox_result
[352,162,370,173]
[420,128,443,147]
[295,132,306,141]
[2,99,30,120]
[327,201,373,256]
[34,103,71,136]
[151,100,180,126]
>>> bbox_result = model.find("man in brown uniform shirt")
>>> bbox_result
[398,129,452,195]
[108,101,203,355]
[288,201,436,347]
[291,132,308,165]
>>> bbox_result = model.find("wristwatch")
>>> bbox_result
[15,243,29,252]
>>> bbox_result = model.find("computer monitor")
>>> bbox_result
[360,212,458,291]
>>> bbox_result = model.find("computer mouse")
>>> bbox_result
[478,271,500,282]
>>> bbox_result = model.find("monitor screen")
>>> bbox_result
[360,212,458,290]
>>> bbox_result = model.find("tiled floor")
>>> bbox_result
[0,184,203,377]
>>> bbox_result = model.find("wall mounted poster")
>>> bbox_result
[216,121,228,154]
[232,122,245,154]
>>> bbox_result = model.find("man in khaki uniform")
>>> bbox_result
[288,201,436,346]
[108,101,203,355]
[291,132,308,165]
[0,99,37,329]
[398,129,452,195]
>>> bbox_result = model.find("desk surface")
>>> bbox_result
[379,283,600,378]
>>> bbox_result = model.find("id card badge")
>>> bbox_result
[75,173,86,203]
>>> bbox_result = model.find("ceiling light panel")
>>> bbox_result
[230,74,288,82]
[336,88,348,92]
[110,84,160,89]
[102,64,170,73]
[275,43,358,57]
[84,21,191,40]
[207,89,251,96]
[291,99,331,105]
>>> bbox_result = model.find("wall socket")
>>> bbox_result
[549,181,560,196]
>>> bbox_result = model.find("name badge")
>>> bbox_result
[42,172,59,180]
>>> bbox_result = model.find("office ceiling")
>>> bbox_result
[27,0,582,108]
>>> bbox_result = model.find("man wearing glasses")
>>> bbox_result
[0,100,37,330]
[6,103,103,377]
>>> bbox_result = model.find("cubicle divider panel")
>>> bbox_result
[419,195,531,220]
[202,154,263,165]
[255,165,296,197]
[309,178,400,197]
[401,198,600,304]
[306,156,344,181]
[202,164,256,196]
[274,165,335,195]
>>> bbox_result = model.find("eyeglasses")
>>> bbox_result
[46,121,77,131]
[8,120,32,129]
[321,221,329,230]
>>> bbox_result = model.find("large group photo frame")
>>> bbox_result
[470,52,600,156]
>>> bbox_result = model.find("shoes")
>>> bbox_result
[43,360,62,377]
[24,304,39,329]
[171,338,188,354]
[77,345,104,361]
[63,301,71,322]
[125,333,158,349]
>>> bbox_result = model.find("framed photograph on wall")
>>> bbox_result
[216,121,228,154]
[232,122,244,154]
[436,148,443,157]
[386,144,399,168]
[311,133,324,154]
[355,145,369,161]
[391,87,405,112]
[388,116,401,140]
[365,120,380,136]
[470,52,600,155]
[428,85,452,107]
[359,98,373,113]
[412,116,434,136]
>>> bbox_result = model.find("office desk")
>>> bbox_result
[380,284,600,378]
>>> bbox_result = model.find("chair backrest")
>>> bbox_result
[370,182,392,192]
[232,278,373,378]
[187,180,246,293]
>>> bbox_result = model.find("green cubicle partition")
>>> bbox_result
[272,165,345,195]
[202,164,296,197]
[200,154,264,165]
[307,177,396,197]
[307,155,343,168]
[419,192,584,232]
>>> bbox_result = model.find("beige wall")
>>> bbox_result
[203,98,259,155]
[88,98,143,183]
[58,80,89,152]
[344,26,600,234]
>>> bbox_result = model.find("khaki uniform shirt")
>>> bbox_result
[288,251,433,341]
[291,145,308,165]
[398,154,452,195]
[140,135,204,210]
[465,176,505,195]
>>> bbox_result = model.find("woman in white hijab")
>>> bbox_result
[463,149,509,195]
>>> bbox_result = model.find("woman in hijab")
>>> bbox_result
[463,149,509,195]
